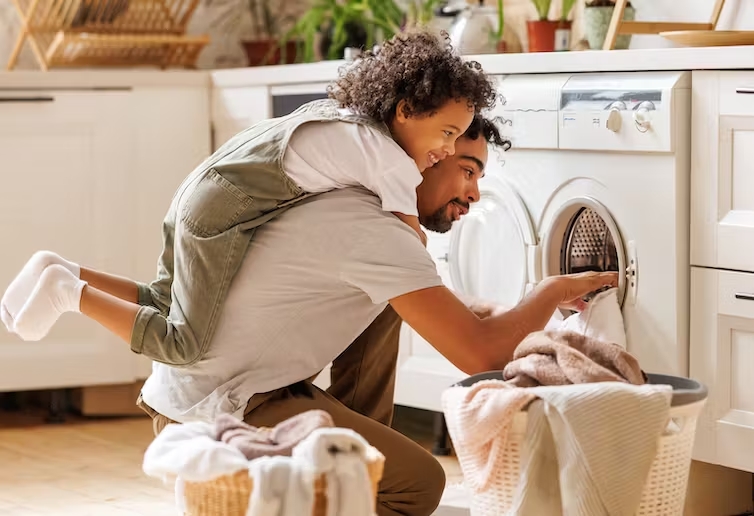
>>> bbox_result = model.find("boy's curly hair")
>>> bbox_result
[328,30,497,124]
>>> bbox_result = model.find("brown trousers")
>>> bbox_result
[137,306,446,516]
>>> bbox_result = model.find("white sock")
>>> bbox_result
[13,264,87,341]
[1,251,80,331]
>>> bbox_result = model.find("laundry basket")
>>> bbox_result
[451,372,707,516]
[180,450,385,516]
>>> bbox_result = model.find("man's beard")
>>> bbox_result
[420,199,469,234]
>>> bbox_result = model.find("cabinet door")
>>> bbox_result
[691,71,754,273]
[211,85,270,151]
[394,231,466,412]
[128,86,212,379]
[690,266,754,472]
[0,90,137,391]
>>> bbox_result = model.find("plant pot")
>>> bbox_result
[241,40,298,67]
[496,40,507,53]
[584,5,635,50]
[526,20,572,53]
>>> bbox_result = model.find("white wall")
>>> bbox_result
[627,0,753,48]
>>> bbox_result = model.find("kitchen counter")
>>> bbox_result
[0,69,209,89]
[211,45,754,88]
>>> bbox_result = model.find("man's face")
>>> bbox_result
[416,135,488,233]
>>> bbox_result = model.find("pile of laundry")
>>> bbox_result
[142,409,382,516]
[442,288,674,516]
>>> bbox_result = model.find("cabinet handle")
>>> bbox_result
[735,292,754,301]
[0,96,54,103]
[735,88,754,95]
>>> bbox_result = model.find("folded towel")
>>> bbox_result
[292,428,376,516]
[503,330,646,388]
[247,455,315,516]
[216,409,334,460]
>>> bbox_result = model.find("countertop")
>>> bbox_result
[210,45,754,88]
[0,69,209,89]
[1,45,752,89]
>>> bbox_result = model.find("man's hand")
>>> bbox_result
[545,271,618,312]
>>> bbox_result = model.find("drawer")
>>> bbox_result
[719,71,754,116]
[717,269,754,320]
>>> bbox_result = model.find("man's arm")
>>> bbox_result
[389,272,617,375]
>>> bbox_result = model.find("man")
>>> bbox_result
[137,115,617,516]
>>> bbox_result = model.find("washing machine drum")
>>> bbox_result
[448,178,536,309]
[544,197,628,305]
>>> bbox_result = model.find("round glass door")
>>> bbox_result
[542,197,627,306]
[449,177,536,309]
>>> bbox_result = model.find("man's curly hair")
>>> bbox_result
[328,30,497,124]
[463,115,512,151]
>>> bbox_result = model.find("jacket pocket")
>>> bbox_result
[180,169,252,238]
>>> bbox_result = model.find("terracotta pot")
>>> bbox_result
[241,40,298,67]
[526,20,572,53]
[496,40,507,53]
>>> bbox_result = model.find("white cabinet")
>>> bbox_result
[394,231,466,412]
[690,267,754,473]
[211,85,270,150]
[0,86,210,391]
[691,71,754,272]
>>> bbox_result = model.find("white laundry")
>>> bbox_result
[142,420,249,483]
[247,455,315,516]
[292,428,378,516]
[544,288,626,348]
[142,422,380,516]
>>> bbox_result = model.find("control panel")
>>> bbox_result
[557,72,688,153]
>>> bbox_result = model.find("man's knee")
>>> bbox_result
[378,450,446,516]
[416,455,446,515]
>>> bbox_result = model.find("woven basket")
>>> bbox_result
[182,452,385,516]
[450,372,708,516]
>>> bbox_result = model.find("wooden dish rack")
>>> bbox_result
[7,0,209,70]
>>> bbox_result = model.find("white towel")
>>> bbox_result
[509,382,672,516]
[142,421,250,482]
[292,428,377,516]
[247,455,315,516]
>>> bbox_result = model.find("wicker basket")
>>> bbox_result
[182,451,385,516]
[450,372,708,516]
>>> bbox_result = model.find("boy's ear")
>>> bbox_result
[395,99,412,124]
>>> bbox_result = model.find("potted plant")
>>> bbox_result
[213,0,299,66]
[584,0,635,50]
[282,0,405,63]
[526,0,576,52]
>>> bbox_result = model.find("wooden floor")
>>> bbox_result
[0,405,461,516]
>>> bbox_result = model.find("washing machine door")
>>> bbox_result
[540,196,632,306]
[449,176,537,308]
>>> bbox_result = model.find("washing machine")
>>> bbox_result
[449,71,692,377]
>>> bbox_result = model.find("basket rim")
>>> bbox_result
[453,371,708,407]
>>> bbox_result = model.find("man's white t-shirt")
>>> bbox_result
[283,118,422,216]
[140,188,444,423]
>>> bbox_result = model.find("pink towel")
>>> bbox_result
[214,409,334,460]
[503,330,647,388]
